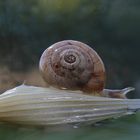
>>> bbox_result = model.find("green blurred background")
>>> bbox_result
[0,0,140,96]
[0,0,140,139]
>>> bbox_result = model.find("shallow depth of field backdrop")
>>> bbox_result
[0,0,140,97]
[0,0,140,140]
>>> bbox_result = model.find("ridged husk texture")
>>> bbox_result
[0,85,139,127]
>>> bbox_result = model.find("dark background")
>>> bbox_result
[0,0,140,97]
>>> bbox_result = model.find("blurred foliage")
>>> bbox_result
[0,0,140,96]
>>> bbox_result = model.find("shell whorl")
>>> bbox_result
[39,40,105,93]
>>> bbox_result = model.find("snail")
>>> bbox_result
[39,40,134,98]
[0,40,139,127]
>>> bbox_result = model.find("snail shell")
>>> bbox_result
[39,40,105,94]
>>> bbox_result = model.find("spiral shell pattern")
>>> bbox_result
[39,40,105,93]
